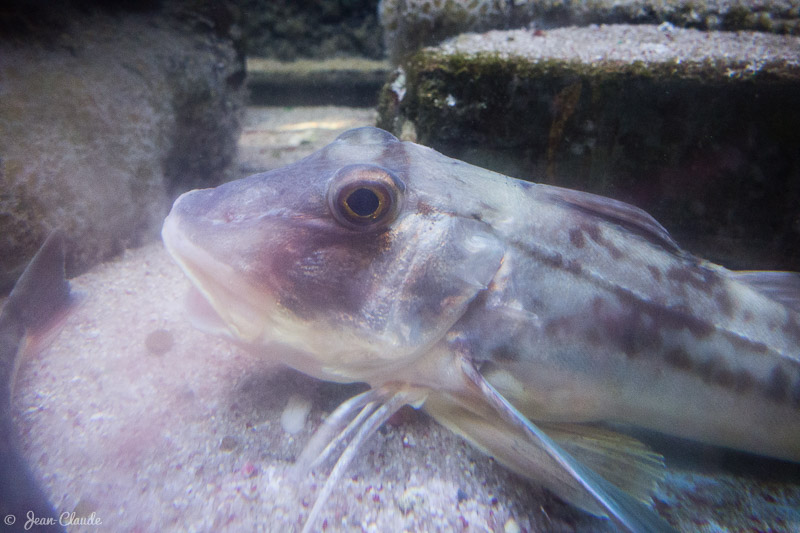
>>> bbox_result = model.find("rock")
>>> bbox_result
[0,3,245,294]
[237,0,384,61]
[378,24,800,270]
[379,0,800,62]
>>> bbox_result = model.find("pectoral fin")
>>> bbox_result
[425,357,676,533]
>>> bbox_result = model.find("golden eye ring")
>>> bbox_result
[327,165,405,230]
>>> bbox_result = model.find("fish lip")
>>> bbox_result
[161,209,273,343]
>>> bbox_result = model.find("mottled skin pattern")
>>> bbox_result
[162,127,800,528]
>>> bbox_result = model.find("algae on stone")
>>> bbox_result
[378,25,800,270]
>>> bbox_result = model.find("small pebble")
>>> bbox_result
[398,486,426,515]
[280,394,312,435]
[219,435,238,452]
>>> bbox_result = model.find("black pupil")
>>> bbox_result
[346,188,380,217]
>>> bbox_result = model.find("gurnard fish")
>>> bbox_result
[162,127,800,532]
[1,232,77,533]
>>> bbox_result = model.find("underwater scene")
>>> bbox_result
[1,1,799,532]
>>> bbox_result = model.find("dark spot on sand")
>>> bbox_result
[145,328,174,356]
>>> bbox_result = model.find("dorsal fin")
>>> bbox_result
[732,271,800,313]
[542,185,681,253]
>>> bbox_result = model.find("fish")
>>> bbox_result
[161,126,800,532]
[1,231,78,533]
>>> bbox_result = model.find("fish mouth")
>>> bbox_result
[161,196,276,344]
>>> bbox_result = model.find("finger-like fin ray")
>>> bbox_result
[298,387,426,533]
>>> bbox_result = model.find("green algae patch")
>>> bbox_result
[378,25,800,270]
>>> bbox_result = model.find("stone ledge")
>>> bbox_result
[378,24,800,270]
[380,0,800,61]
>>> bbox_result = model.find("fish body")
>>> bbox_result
[0,232,76,533]
[162,127,800,530]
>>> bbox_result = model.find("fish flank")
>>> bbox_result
[510,236,800,408]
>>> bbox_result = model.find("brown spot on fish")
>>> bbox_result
[564,259,583,276]
[664,348,693,370]
[765,366,790,403]
[267,223,389,321]
[734,370,755,394]
[568,228,585,248]
[583,223,601,242]
[714,290,735,318]
[742,310,754,322]
[593,295,663,357]
[544,316,573,338]
[490,344,519,362]
[726,334,769,355]
[647,266,662,283]
[607,243,623,260]
[697,355,736,389]
[792,376,800,407]
[666,265,717,295]
[416,201,436,217]
[782,314,800,345]
[540,251,564,269]
[613,288,715,340]
[582,223,623,260]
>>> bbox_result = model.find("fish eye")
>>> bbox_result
[328,164,405,230]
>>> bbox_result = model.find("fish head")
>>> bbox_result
[162,127,504,382]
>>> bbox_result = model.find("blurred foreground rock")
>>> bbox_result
[379,24,800,270]
[0,3,245,294]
